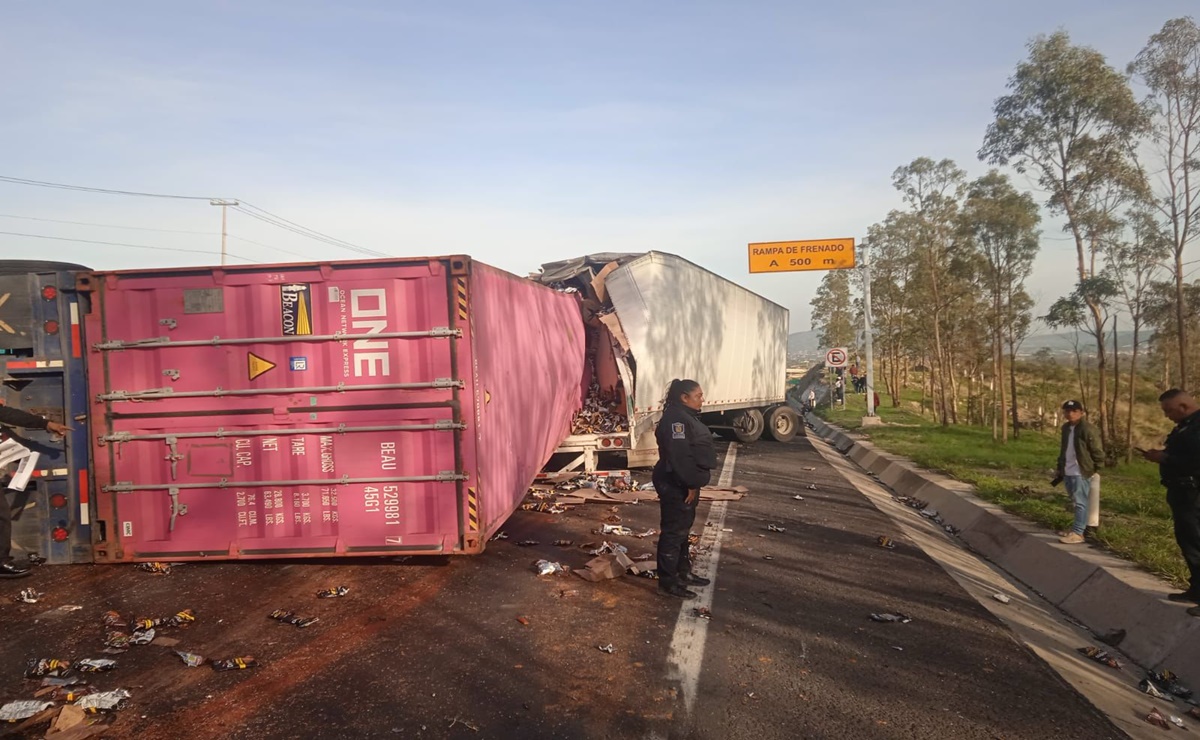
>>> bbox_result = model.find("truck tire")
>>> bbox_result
[731,409,765,444]
[765,405,800,443]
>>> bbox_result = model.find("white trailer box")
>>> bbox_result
[539,252,796,472]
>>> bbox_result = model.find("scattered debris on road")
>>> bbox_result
[1170,715,1187,729]
[516,540,540,547]
[268,609,319,628]
[0,700,54,721]
[597,644,615,654]
[27,553,46,566]
[1189,707,1200,720]
[693,607,712,621]
[447,715,480,732]
[133,609,195,632]
[74,659,117,674]
[599,524,633,536]
[792,495,804,501]
[534,560,567,576]
[992,593,1011,605]
[136,562,172,575]
[25,658,72,679]
[212,657,259,672]
[876,536,895,550]
[763,556,774,561]
[766,524,786,533]
[489,531,509,542]
[13,587,43,603]
[1144,707,1170,729]
[575,552,634,582]
[516,617,530,626]
[870,613,913,624]
[176,651,206,667]
[1149,670,1193,699]
[634,528,657,538]
[802,467,816,471]
[316,586,350,599]
[1077,646,1122,669]
[552,540,574,547]
[76,688,132,713]
[919,507,939,519]
[1140,678,1175,703]
[806,484,818,491]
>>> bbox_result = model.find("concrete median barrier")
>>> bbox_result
[806,414,1200,690]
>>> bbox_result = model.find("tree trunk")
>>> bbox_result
[1086,303,1111,455]
[1177,250,1188,391]
[1110,315,1119,452]
[1126,321,1140,464]
[1008,337,1020,439]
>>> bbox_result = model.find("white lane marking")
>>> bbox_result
[664,441,738,715]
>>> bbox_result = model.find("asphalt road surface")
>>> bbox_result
[0,431,1123,739]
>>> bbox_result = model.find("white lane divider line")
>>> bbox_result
[664,442,738,715]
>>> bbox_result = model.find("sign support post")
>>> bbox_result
[863,253,876,418]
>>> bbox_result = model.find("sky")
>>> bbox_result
[1,0,1197,333]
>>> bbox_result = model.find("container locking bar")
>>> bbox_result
[98,379,464,402]
[167,487,188,532]
[104,471,466,493]
[94,327,461,351]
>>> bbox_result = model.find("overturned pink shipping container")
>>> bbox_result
[81,256,585,562]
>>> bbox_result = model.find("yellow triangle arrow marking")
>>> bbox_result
[248,352,276,381]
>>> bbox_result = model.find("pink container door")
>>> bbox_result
[86,258,478,561]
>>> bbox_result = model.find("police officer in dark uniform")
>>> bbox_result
[654,379,717,599]
[1,404,73,578]
[1139,388,1200,611]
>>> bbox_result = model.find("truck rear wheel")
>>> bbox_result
[765,405,800,443]
[731,409,765,444]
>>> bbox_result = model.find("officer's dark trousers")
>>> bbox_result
[654,471,697,587]
[0,490,13,563]
[1168,485,1200,592]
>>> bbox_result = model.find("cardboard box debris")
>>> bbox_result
[574,551,635,582]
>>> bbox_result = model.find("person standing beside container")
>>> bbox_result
[1054,400,1104,545]
[1,404,72,578]
[653,379,717,599]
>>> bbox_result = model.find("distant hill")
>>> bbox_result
[788,330,820,356]
[788,329,1146,361]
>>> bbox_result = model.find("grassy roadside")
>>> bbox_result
[815,396,1187,588]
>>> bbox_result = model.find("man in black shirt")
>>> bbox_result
[1,404,72,578]
[1138,388,1200,612]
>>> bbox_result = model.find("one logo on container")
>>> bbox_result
[281,284,313,336]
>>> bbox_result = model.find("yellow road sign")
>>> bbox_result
[748,238,856,273]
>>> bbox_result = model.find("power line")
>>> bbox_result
[227,234,311,260]
[230,206,386,257]
[0,175,215,200]
[0,230,255,263]
[1,212,313,261]
[237,201,384,256]
[0,173,385,257]
[0,212,215,235]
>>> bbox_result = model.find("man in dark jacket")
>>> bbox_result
[1,404,72,578]
[1138,389,1200,611]
[1055,400,1104,545]
[653,379,717,599]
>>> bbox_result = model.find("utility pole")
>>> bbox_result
[862,245,876,418]
[210,199,239,265]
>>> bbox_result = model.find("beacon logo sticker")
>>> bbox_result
[280,284,313,336]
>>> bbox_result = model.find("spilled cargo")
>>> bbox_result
[82,256,586,561]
